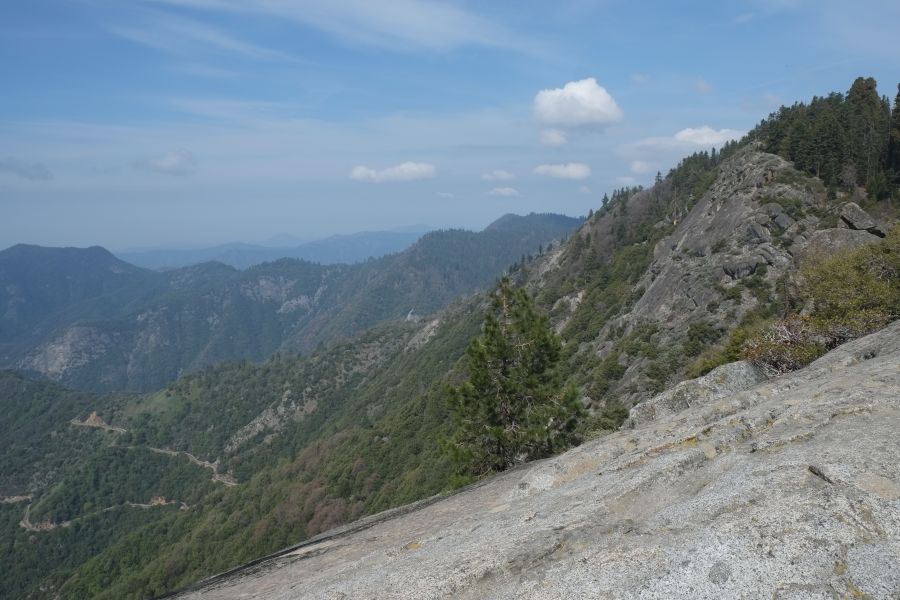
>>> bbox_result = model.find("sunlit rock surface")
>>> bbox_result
[176,322,900,600]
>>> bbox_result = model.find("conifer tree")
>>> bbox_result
[445,277,582,476]
[889,83,900,181]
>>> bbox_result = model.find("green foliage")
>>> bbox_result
[742,227,899,373]
[583,398,629,434]
[444,278,583,476]
[751,76,898,200]
[683,321,723,358]
[889,83,900,180]
[686,324,759,378]
[619,322,660,358]
[714,282,743,303]
[0,303,484,599]
[800,226,900,329]
[665,141,741,203]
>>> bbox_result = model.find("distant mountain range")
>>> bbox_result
[0,213,581,392]
[117,227,435,270]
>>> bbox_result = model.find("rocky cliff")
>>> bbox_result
[174,320,900,599]
[532,144,889,409]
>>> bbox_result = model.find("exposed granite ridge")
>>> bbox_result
[174,321,900,599]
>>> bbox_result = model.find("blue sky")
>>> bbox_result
[1,0,898,250]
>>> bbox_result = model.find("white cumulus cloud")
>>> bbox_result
[488,187,520,197]
[481,169,515,181]
[619,127,747,171]
[534,163,591,180]
[350,161,436,183]
[673,126,744,146]
[534,78,623,128]
[540,129,567,146]
[437,191,455,199]
[578,185,591,194]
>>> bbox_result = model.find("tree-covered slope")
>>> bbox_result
[750,76,900,202]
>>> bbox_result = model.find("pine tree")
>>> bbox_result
[444,277,582,476]
[846,77,891,188]
[889,83,900,182]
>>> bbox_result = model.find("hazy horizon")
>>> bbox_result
[3,0,898,249]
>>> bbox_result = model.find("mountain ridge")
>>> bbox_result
[117,227,435,271]
[1,212,581,392]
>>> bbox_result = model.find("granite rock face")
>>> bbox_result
[840,201,887,237]
[624,360,767,428]
[175,321,900,600]
[580,148,808,406]
[794,227,883,263]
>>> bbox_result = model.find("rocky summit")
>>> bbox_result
[174,321,900,599]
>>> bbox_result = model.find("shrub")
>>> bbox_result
[741,226,899,374]
[596,399,629,430]
[799,226,899,335]
[740,316,825,375]
[685,320,766,378]
[683,321,723,357]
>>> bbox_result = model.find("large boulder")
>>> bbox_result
[839,202,887,237]
[793,227,881,263]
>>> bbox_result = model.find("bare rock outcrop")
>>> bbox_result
[839,201,887,237]
[175,321,900,600]
[625,360,766,428]
[794,227,883,263]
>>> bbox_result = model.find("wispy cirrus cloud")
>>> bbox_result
[0,157,53,181]
[539,129,567,147]
[135,149,197,175]
[110,12,299,62]
[147,0,529,52]
[350,161,436,183]
[165,97,294,122]
[692,77,713,94]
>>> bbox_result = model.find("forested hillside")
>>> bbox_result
[0,213,580,392]
[1,78,897,600]
[751,77,900,203]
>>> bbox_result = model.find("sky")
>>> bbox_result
[1,0,898,250]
